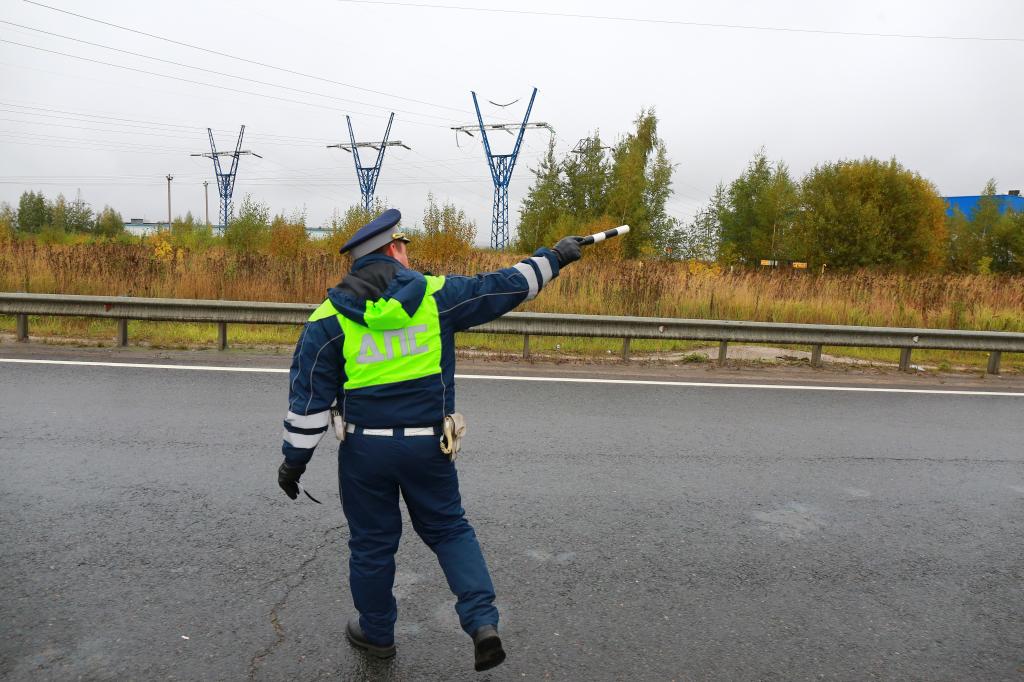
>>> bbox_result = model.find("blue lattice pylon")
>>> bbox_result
[465,88,546,250]
[191,125,261,228]
[328,113,410,211]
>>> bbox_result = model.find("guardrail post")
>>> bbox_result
[117,319,128,347]
[987,350,1001,375]
[810,344,822,368]
[16,314,28,342]
[621,337,631,361]
[718,340,728,367]
[218,322,228,351]
[522,334,530,359]
[899,347,912,371]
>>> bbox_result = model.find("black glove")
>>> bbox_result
[551,236,583,267]
[278,461,306,500]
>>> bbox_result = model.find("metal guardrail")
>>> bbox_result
[2,292,1022,374]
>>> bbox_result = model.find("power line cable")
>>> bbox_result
[0,101,335,143]
[0,38,451,128]
[22,0,475,112]
[0,130,188,153]
[0,102,540,172]
[0,138,186,156]
[0,114,232,142]
[0,113,341,147]
[332,0,1024,43]
[0,20,457,124]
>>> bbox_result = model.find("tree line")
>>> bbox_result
[2,191,126,240]
[515,121,1021,273]
[3,128,1021,274]
[0,189,478,261]
[680,151,1023,273]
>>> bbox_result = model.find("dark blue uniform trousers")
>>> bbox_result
[339,431,499,645]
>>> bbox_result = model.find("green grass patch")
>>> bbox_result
[821,345,1024,372]
[454,332,708,357]
[2,315,1019,373]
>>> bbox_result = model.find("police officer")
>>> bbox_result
[276,208,582,672]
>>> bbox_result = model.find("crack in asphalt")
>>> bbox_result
[247,525,344,680]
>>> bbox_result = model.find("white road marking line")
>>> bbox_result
[0,358,288,373]
[2,357,1022,397]
[457,374,1024,396]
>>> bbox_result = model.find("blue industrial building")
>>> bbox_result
[944,191,1023,218]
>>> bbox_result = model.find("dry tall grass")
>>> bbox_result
[2,241,1022,331]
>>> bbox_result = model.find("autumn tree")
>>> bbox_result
[797,157,947,270]
[715,150,800,264]
[66,194,95,233]
[49,194,70,235]
[515,137,564,251]
[681,184,725,261]
[561,133,610,222]
[94,206,125,237]
[605,110,678,257]
[949,180,1024,274]
[988,208,1024,274]
[0,202,15,242]
[16,191,51,233]
[516,110,679,257]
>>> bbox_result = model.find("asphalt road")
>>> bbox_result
[1,352,1023,681]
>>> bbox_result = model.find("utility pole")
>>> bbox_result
[451,88,549,250]
[203,180,210,227]
[166,174,173,229]
[327,112,410,211]
[191,125,261,228]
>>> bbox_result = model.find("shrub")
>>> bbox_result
[268,213,309,259]
[414,193,477,260]
[0,203,14,242]
[95,206,125,237]
[317,202,383,255]
[169,212,216,251]
[224,195,270,253]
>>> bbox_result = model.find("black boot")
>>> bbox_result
[346,618,396,659]
[472,625,506,672]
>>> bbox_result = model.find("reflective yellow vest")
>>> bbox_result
[307,275,446,389]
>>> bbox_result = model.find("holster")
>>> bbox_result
[331,406,346,442]
[439,412,466,461]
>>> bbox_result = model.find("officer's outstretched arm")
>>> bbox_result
[434,247,564,331]
[281,317,343,468]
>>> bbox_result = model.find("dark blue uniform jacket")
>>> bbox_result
[281,248,561,466]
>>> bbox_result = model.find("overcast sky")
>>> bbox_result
[1,0,1021,242]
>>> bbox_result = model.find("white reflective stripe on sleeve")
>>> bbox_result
[282,429,326,449]
[362,428,395,436]
[404,427,436,436]
[285,410,331,429]
[530,256,554,286]
[512,262,539,300]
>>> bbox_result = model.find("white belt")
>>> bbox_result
[345,424,440,437]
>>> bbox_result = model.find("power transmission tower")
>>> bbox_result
[327,112,410,211]
[571,137,610,155]
[451,88,549,250]
[191,125,261,228]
